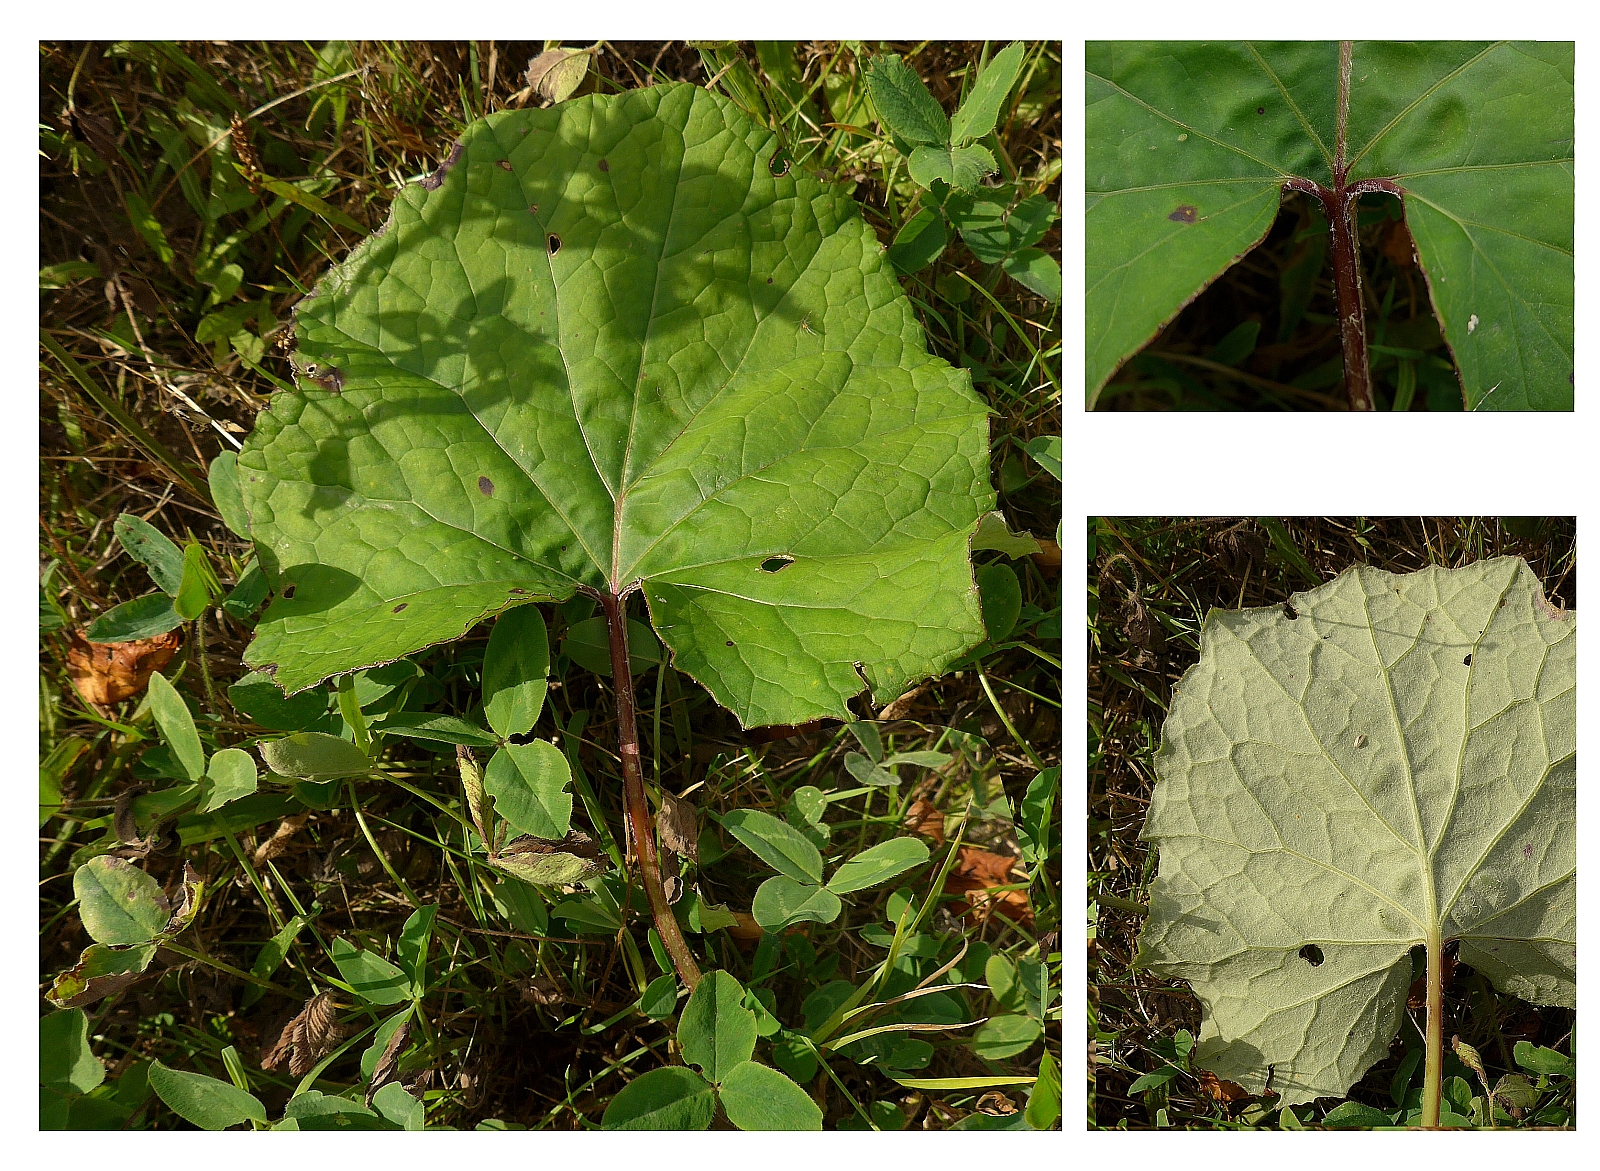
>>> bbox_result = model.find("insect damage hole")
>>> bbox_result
[282,584,297,599]
[496,159,512,171]
[1282,602,1298,620]
[1464,653,1472,666]
[768,149,790,177]
[760,556,795,573]
[1298,944,1324,966]
[1354,734,1367,749]
[547,233,562,255]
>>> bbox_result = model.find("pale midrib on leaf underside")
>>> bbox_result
[1206,565,1564,946]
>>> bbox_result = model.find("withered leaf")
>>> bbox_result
[66,629,181,705]
[1198,1069,1249,1103]
[364,1014,414,1108]
[526,48,591,105]
[658,791,698,862]
[903,797,946,844]
[253,813,310,866]
[262,991,345,1077]
[489,829,606,886]
[944,846,1033,929]
[519,975,567,1007]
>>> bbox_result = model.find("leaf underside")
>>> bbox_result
[1087,41,1574,410]
[1137,557,1575,1106]
[239,83,992,728]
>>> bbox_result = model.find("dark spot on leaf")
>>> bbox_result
[1499,599,1506,607]
[598,158,609,172]
[479,476,494,496]
[393,603,407,613]
[1463,654,1472,666]
[1282,602,1297,620]
[496,159,512,171]
[1256,106,1265,115]
[766,276,774,284]
[509,588,528,595]
[1168,205,1198,224]
[1523,842,1535,861]
[768,149,790,177]
[1299,944,1324,966]
[548,234,561,254]
[725,640,734,647]
[760,555,794,573]
[282,584,297,599]
[421,140,463,190]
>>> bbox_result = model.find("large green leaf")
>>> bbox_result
[238,83,992,727]
[1137,557,1575,1106]
[1087,41,1573,410]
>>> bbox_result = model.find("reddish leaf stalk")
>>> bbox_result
[599,587,702,990]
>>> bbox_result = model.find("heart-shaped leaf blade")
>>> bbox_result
[237,84,991,728]
[1137,557,1575,1106]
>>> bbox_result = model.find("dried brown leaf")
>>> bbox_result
[66,629,181,705]
[526,48,590,105]
[903,797,946,844]
[253,813,310,866]
[263,991,345,1077]
[944,846,1033,929]
[658,791,698,862]
[364,1014,413,1108]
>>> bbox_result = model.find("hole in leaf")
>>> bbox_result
[598,158,609,172]
[1463,653,1472,666]
[1256,106,1265,115]
[282,584,297,599]
[479,476,495,496]
[509,588,529,594]
[548,234,562,254]
[393,603,407,613]
[724,640,734,647]
[760,555,795,573]
[509,731,538,746]
[496,159,512,171]
[1298,944,1324,966]
[1282,602,1298,620]
[768,148,790,177]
